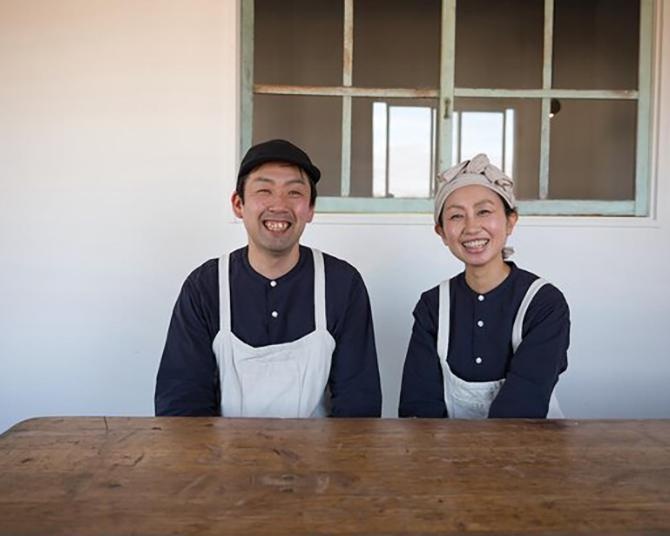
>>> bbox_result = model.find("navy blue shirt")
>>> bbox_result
[399,263,570,418]
[155,245,382,417]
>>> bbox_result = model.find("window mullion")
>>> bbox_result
[438,0,456,172]
[255,85,438,98]
[340,0,354,197]
[385,104,391,197]
[539,0,554,201]
[430,108,436,196]
[241,0,254,159]
[316,197,636,216]
[453,88,637,99]
[635,0,654,216]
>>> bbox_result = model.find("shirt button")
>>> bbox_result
[475,357,483,364]
[270,281,277,287]
[477,320,484,328]
[271,311,279,318]
[478,295,485,302]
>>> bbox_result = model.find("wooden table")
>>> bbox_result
[1,417,669,535]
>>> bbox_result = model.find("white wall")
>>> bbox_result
[1,1,669,432]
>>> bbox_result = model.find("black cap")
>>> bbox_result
[237,139,321,183]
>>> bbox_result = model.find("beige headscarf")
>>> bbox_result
[434,153,517,259]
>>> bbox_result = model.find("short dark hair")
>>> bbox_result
[236,165,318,207]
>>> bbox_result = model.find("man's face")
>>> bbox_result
[232,162,315,259]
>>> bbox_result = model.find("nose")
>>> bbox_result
[265,191,291,212]
[463,213,480,234]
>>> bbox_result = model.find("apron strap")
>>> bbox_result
[510,277,564,418]
[437,280,452,416]
[511,277,548,353]
[311,248,327,331]
[437,280,450,362]
[216,254,235,400]
[218,254,231,333]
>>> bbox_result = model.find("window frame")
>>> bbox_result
[241,0,656,217]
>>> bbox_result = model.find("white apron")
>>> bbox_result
[212,248,335,418]
[438,278,564,419]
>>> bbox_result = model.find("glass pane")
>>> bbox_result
[353,0,440,89]
[253,95,342,197]
[553,0,639,90]
[549,100,636,200]
[455,0,543,89]
[351,98,438,198]
[453,98,542,200]
[254,0,343,86]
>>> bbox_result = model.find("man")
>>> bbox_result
[155,139,382,417]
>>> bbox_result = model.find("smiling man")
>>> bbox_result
[155,139,382,418]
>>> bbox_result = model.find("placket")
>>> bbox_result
[471,291,490,374]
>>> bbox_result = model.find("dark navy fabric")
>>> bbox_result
[399,263,570,418]
[155,245,381,417]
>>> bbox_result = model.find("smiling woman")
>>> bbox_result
[436,186,518,277]
[399,154,570,420]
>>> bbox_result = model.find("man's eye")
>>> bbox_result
[289,190,304,197]
[256,189,271,194]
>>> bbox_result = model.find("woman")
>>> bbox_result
[399,154,569,419]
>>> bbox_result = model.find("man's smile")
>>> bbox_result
[263,220,291,232]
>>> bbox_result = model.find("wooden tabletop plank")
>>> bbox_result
[1,417,669,535]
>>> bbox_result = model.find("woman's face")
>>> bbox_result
[435,185,517,271]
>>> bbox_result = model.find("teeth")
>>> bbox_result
[264,221,289,232]
[463,239,488,249]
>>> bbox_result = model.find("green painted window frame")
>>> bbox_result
[241,0,655,217]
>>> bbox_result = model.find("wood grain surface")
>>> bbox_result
[1,417,669,535]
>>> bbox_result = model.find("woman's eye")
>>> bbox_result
[449,214,463,221]
[478,209,491,216]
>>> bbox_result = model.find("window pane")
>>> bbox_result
[353,0,440,89]
[453,98,541,200]
[553,0,639,90]
[253,95,342,197]
[351,98,438,198]
[455,0,543,89]
[549,100,636,200]
[254,0,343,86]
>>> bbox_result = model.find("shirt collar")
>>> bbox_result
[240,244,310,284]
[456,262,518,300]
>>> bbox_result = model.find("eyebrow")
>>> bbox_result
[445,199,496,211]
[249,176,309,187]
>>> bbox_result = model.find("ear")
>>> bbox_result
[231,191,244,219]
[506,211,519,236]
[434,223,447,244]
